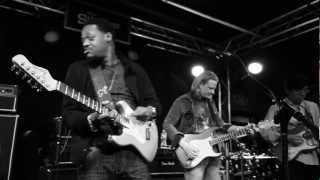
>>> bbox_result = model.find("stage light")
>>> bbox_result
[191,65,204,77]
[247,62,263,74]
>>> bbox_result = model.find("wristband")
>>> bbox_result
[87,114,98,132]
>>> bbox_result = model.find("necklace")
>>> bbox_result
[95,66,117,98]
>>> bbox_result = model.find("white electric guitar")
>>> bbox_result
[258,119,319,161]
[176,126,254,169]
[11,54,158,162]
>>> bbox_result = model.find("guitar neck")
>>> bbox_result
[211,128,249,145]
[57,81,103,113]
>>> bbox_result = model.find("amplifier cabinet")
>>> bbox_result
[0,84,18,112]
[39,164,78,180]
[149,148,184,176]
[0,114,18,180]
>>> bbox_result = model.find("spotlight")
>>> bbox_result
[191,65,205,77]
[247,62,263,74]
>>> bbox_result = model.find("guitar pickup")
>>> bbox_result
[146,127,151,140]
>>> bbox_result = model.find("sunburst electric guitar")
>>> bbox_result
[176,126,254,169]
[11,54,158,162]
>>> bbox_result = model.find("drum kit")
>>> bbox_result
[219,139,280,180]
[221,152,280,180]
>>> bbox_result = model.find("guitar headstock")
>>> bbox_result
[11,54,57,92]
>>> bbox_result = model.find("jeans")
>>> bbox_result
[288,160,320,180]
[79,147,150,180]
[184,157,221,180]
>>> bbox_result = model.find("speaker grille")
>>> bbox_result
[0,114,18,180]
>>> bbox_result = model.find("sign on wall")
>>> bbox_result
[64,0,129,44]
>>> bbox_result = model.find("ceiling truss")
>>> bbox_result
[224,0,320,54]
[1,0,319,56]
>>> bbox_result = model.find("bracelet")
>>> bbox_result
[149,106,157,117]
[87,114,98,132]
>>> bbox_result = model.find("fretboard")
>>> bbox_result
[211,128,249,145]
[57,81,104,113]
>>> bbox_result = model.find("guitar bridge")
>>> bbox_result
[146,122,151,140]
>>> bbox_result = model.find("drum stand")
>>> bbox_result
[53,116,72,165]
[235,140,252,180]
[222,141,232,180]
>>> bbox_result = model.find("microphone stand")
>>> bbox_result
[244,75,290,180]
[273,103,292,180]
[216,51,290,180]
[230,52,289,180]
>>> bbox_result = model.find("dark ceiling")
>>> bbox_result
[2,0,318,52]
[106,0,310,41]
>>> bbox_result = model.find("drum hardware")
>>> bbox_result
[221,150,280,180]
[220,138,279,180]
[51,116,72,165]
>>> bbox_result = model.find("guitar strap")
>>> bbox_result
[282,100,319,140]
[297,105,319,140]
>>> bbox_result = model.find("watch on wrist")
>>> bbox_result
[87,114,98,132]
[149,106,157,117]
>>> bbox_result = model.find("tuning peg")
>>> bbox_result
[10,65,16,71]
[36,87,43,92]
[15,70,21,75]
[22,74,28,80]
[27,79,33,84]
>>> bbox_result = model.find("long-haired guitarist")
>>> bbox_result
[62,18,161,180]
[259,74,320,180]
[163,70,245,180]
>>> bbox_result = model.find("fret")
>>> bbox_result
[77,92,80,101]
[89,98,93,108]
[96,101,99,112]
[89,98,93,109]
[94,101,97,111]
[57,81,61,91]
[82,94,85,104]
[73,91,77,99]
[65,86,68,95]
[71,89,74,98]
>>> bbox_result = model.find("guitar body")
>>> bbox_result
[110,101,158,162]
[272,130,319,161]
[176,128,221,169]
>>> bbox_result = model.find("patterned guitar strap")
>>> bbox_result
[300,105,319,142]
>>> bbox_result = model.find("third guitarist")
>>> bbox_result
[259,74,320,180]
